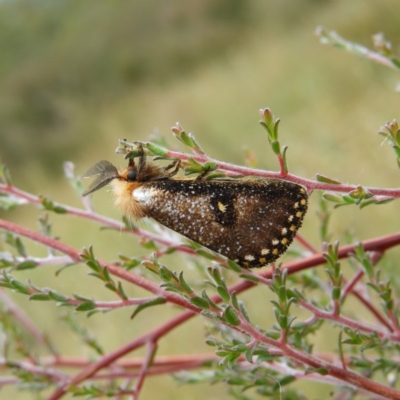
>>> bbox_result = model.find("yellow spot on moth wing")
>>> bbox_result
[218,202,227,212]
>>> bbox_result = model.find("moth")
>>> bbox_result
[83,147,308,268]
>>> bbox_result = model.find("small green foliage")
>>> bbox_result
[37,213,52,238]
[227,260,242,273]
[171,122,205,154]
[61,313,104,355]
[0,162,13,186]
[217,285,231,303]
[351,243,374,278]
[184,158,217,176]
[0,194,21,210]
[70,384,122,399]
[323,241,343,310]
[16,260,37,270]
[201,289,221,310]
[196,248,219,261]
[121,215,137,231]
[317,194,332,242]
[40,196,67,214]
[269,267,298,333]
[29,293,51,301]
[63,161,84,195]
[4,232,28,257]
[48,290,69,302]
[316,174,342,184]
[178,271,193,295]
[175,364,305,399]
[223,305,240,326]
[316,27,400,70]
[190,296,210,309]
[118,254,144,270]
[379,119,400,168]
[144,142,169,157]
[323,187,390,209]
[259,108,289,172]
[130,297,166,319]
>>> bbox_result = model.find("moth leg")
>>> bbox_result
[136,143,146,174]
[195,165,211,181]
[163,159,181,178]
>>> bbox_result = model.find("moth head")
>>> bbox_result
[82,158,140,196]
[82,158,147,218]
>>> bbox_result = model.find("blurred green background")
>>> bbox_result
[1,0,400,399]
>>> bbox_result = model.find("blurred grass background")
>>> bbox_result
[1,0,400,399]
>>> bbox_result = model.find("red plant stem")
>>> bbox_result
[163,150,400,197]
[294,233,318,253]
[0,218,199,314]
[2,215,400,398]
[41,232,400,399]
[0,288,49,346]
[31,353,218,369]
[277,153,287,176]
[342,268,364,298]
[341,268,392,330]
[133,341,157,400]
[46,310,195,400]
[238,314,400,399]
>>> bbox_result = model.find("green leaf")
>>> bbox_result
[180,131,194,147]
[281,145,288,174]
[238,301,250,322]
[159,266,175,282]
[29,293,51,301]
[322,193,344,203]
[200,289,220,310]
[15,237,27,257]
[0,196,20,210]
[209,266,224,286]
[217,286,230,303]
[196,249,217,260]
[273,375,296,388]
[11,280,30,294]
[16,260,37,270]
[239,273,259,283]
[178,271,193,294]
[76,301,96,312]
[86,260,101,273]
[130,297,166,319]
[145,142,168,157]
[227,259,242,272]
[270,140,281,155]
[48,290,69,302]
[244,346,255,363]
[223,306,240,326]
[73,294,93,302]
[117,282,128,300]
[102,266,112,282]
[53,206,67,214]
[0,163,13,185]
[104,283,117,292]
[316,174,341,184]
[231,291,239,310]
[190,296,210,309]
[332,286,341,301]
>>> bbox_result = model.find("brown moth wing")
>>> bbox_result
[136,179,308,268]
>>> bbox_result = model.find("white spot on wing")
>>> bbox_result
[133,187,158,205]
